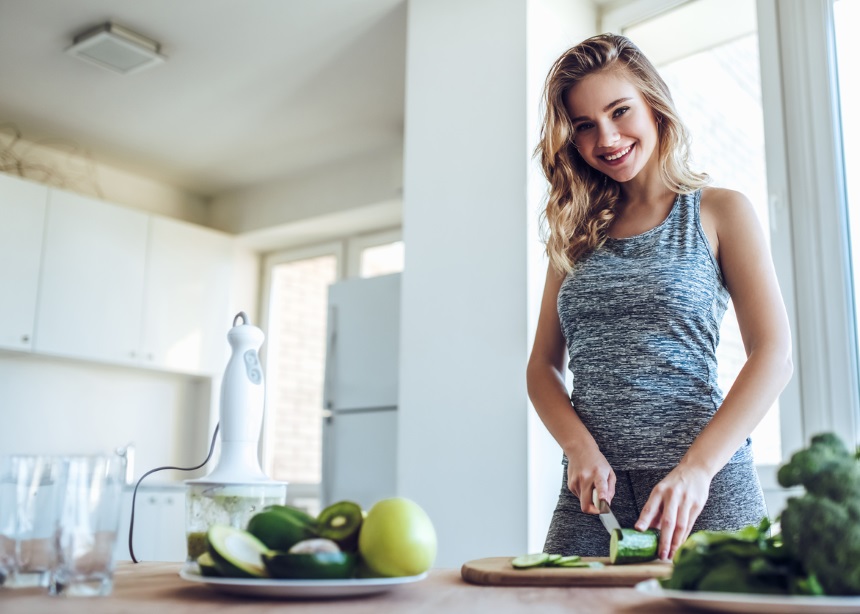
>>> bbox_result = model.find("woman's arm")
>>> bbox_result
[636,188,793,559]
[528,264,615,512]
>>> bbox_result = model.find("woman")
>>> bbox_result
[526,33,793,561]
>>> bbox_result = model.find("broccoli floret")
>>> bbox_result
[777,432,860,595]
[777,433,852,491]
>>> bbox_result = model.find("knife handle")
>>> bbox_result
[591,489,610,513]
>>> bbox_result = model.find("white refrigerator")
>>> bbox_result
[321,273,400,509]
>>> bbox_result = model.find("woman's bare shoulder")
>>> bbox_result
[700,187,756,228]
[700,186,751,209]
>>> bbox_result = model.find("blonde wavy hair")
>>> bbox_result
[536,33,709,273]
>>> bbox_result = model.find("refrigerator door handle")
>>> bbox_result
[321,408,334,508]
[322,305,337,411]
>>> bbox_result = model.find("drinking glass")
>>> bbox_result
[0,455,67,588]
[49,454,125,597]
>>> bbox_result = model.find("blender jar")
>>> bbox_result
[185,481,286,561]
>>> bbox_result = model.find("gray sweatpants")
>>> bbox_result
[543,459,768,556]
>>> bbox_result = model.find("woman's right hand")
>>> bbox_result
[565,447,616,514]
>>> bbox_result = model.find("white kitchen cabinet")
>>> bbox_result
[35,188,149,366]
[142,217,234,376]
[0,174,47,352]
[116,487,187,562]
[33,188,236,375]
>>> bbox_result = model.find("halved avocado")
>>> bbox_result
[196,551,221,577]
[207,525,270,578]
[316,501,363,552]
[247,507,317,552]
[262,551,357,580]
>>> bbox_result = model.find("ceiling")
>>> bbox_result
[0,0,407,196]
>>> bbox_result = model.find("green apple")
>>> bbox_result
[358,497,437,577]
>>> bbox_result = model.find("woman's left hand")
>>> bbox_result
[634,464,712,561]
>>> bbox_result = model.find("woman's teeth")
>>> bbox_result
[604,146,631,161]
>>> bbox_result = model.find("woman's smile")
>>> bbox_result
[600,144,634,165]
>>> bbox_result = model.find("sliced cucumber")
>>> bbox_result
[511,553,550,569]
[207,525,271,578]
[609,528,658,564]
[511,552,604,570]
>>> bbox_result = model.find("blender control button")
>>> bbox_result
[248,369,262,384]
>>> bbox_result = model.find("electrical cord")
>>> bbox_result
[128,423,220,563]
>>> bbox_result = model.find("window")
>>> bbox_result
[261,230,403,513]
[835,0,860,443]
[619,0,782,464]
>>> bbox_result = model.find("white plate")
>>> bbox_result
[635,579,860,613]
[178,567,428,599]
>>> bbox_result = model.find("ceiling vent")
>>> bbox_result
[66,22,166,75]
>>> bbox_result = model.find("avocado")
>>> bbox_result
[247,506,317,552]
[207,525,271,578]
[196,551,221,577]
[264,504,318,527]
[263,551,357,579]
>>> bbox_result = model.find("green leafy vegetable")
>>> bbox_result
[664,432,860,596]
[662,517,819,595]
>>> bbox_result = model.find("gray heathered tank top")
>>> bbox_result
[557,189,753,470]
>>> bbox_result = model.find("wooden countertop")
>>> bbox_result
[0,562,685,613]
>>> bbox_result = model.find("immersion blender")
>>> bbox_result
[183,312,286,561]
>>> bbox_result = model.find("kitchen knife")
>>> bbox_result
[592,489,622,535]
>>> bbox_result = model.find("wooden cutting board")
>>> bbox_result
[461,556,672,587]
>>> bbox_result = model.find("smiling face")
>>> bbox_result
[565,69,660,185]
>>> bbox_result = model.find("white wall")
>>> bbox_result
[400,0,531,567]
[0,140,207,225]
[0,353,211,482]
[525,0,597,552]
[208,145,403,235]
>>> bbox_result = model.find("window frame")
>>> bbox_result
[258,240,344,493]
[345,227,404,278]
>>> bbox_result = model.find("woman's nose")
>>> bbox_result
[597,122,620,147]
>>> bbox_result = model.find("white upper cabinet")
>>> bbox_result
[142,217,234,376]
[35,188,149,366]
[0,174,48,351]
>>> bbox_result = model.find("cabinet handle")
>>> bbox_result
[21,334,29,343]
[130,350,138,358]
[165,497,173,505]
[147,353,154,361]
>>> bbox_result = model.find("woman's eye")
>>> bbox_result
[613,106,630,118]
[574,122,593,132]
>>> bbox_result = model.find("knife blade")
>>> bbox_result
[592,489,622,535]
